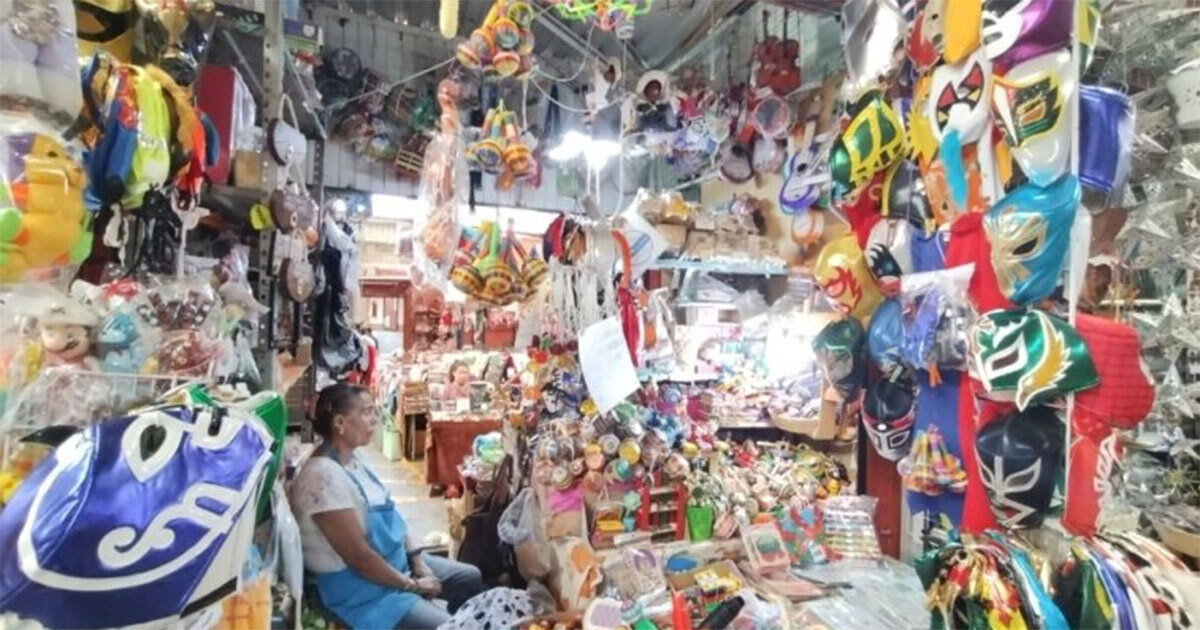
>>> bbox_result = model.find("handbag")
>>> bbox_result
[457,454,516,583]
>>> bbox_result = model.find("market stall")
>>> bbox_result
[1,0,1199,628]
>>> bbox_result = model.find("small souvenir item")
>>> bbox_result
[569,458,586,478]
[741,522,791,573]
[981,0,1073,68]
[991,50,1074,188]
[550,465,573,489]
[0,404,272,629]
[969,308,1099,410]
[865,219,914,297]
[829,92,907,198]
[975,405,1063,529]
[812,235,883,320]
[899,426,968,495]
[618,439,641,465]
[862,377,916,461]
[812,317,868,400]
[1078,85,1133,196]
[599,434,620,457]
[982,174,1079,306]
[663,452,688,480]
[606,458,633,483]
[584,443,605,471]
[37,296,100,368]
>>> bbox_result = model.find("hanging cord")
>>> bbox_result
[531,19,597,83]
[337,58,456,107]
[338,2,568,109]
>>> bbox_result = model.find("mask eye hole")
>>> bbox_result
[1012,237,1039,256]
[140,424,167,461]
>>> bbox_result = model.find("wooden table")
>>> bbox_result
[425,418,503,487]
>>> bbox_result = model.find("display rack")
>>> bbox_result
[201,2,327,432]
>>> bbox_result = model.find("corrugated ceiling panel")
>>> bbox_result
[311,5,577,211]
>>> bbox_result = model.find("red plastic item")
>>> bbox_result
[672,591,694,630]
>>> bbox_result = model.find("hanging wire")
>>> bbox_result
[531,19,598,83]
[334,3,567,108]
[338,58,456,106]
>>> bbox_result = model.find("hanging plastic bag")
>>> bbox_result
[898,264,973,381]
[497,488,553,580]
[270,481,303,603]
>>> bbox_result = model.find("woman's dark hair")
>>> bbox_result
[313,382,368,439]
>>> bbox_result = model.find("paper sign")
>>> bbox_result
[579,317,641,414]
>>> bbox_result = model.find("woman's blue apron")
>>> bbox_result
[315,448,418,629]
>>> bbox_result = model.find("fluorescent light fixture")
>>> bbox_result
[547,129,589,162]
[370,194,557,235]
[584,139,621,170]
[548,129,620,170]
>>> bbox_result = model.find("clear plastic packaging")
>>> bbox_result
[0,114,91,282]
[898,263,973,374]
[820,495,883,560]
[0,0,83,126]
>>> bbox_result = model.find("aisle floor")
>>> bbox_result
[359,445,449,545]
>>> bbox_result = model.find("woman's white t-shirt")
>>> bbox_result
[288,450,390,573]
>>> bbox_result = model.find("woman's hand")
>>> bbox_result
[413,576,442,598]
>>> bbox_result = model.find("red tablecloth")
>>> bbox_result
[425,419,503,487]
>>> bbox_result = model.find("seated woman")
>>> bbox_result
[289,383,485,629]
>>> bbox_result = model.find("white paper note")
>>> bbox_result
[578,317,641,414]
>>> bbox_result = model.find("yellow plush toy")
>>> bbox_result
[0,133,93,281]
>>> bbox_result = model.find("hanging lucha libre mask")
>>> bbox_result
[991,50,1074,188]
[942,0,981,64]
[865,218,914,297]
[780,123,834,215]
[882,158,936,237]
[927,48,992,145]
[862,376,916,461]
[867,297,904,376]
[829,91,907,199]
[969,308,1098,410]
[981,0,1072,69]
[841,0,905,94]
[982,174,1079,306]
[0,404,272,629]
[975,405,1064,529]
[813,235,883,320]
[812,317,868,400]
[1079,85,1133,197]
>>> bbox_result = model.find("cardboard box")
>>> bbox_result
[232,150,267,187]
[654,223,688,255]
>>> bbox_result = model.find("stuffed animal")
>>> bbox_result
[0,132,92,281]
